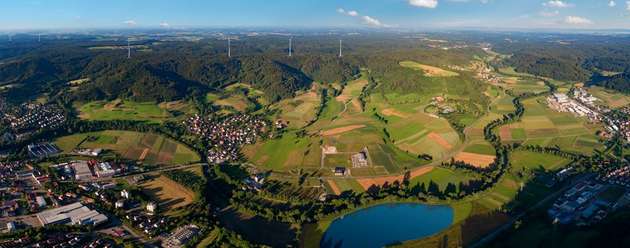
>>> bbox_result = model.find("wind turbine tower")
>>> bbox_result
[38,34,41,42]
[339,39,343,58]
[127,38,131,59]
[289,37,292,57]
[228,37,232,58]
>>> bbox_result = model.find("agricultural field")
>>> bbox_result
[588,86,630,108]
[206,83,267,113]
[55,130,200,165]
[400,61,460,77]
[244,75,431,179]
[140,175,196,215]
[408,167,473,191]
[501,96,604,154]
[77,99,196,123]
[270,85,321,129]
[369,93,463,161]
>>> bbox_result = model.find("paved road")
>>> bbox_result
[469,173,594,248]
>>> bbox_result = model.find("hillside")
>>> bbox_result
[589,72,630,94]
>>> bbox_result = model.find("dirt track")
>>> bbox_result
[382,108,408,118]
[321,125,366,136]
[428,132,453,150]
[327,180,342,195]
[454,152,496,168]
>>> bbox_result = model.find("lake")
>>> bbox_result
[320,203,453,248]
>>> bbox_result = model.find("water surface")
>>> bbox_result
[321,203,453,248]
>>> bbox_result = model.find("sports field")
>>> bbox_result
[77,99,195,123]
[55,130,200,165]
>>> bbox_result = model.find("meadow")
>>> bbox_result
[77,99,196,123]
[55,130,200,165]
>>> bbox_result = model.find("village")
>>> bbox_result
[0,103,66,144]
[185,114,268,163]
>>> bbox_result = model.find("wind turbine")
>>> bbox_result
[227,37,231,58]
[38,33,41,42]
[127,38,131,59]
[289,37,292,57]
[339,39,343,58]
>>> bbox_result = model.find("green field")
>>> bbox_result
[77,99,195,123]
[588,86,630,108]
[55,130,200,165]
[409,167,473,191]
[502,97,604,154]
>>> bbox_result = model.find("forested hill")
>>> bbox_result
[588,72,630,94]
[491,33,630,93]
[0,48,334,102]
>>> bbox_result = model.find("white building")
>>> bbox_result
[146,202,158,213]
[95,162,115,178]
[121,189,130,199]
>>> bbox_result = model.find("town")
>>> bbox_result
[547,87,630,141]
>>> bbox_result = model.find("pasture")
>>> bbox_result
[55,130,200,165]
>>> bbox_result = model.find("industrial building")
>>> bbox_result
[36,202,108,227]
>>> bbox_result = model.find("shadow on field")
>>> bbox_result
[219,207,296,247]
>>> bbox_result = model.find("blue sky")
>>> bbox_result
[1,0,629,30]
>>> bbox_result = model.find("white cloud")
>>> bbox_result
[362,16,385,27]
[609,1,616,7]
[336,8,390,28]
[564,16,592,25]
[626,1,630,11]
[123,20,137,26]
[409,0,439,8]
[539,10,560,17]
[159,22,170,28]
[543,1,573,8]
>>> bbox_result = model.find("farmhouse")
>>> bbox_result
[333,167,348,176]
[351,148,369,168]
